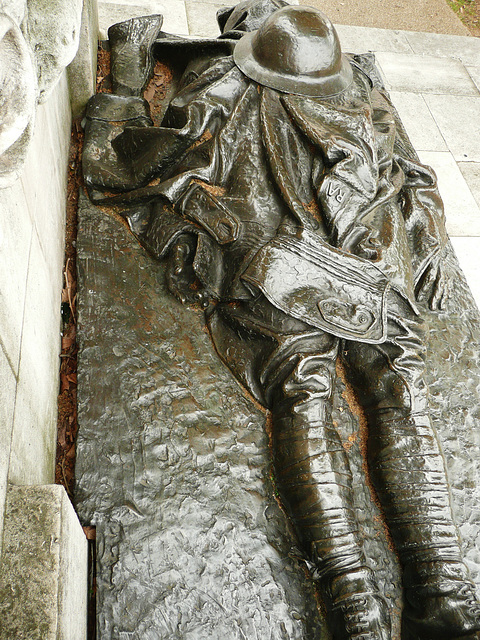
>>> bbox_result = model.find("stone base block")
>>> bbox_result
[0,484,88,640]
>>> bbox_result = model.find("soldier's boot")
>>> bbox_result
[325,572,391,640]
[108,15,164,96]
[270,353,391,640]
[367,413,480,640]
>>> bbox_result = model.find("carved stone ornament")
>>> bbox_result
[78,3,480,639]
[24,0,83,102]
[0,0,82,188]
[0,12,35,188]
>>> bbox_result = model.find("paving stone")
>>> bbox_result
[0,484,88,640]
[389,91,447,152]
[459,162,480,211]
[194,0,297,2]
[8,231,61,486]
[450,237,480,310]
[185,0,228,37]
[404,30,480,67]
[98,0,189,39]
[299,0,469,35]
[336,25,413,54]
[419,151,480,237]
[185,0,300,37]
[193,0,299,3]
[375,51,479,96]
[0,345,16,556]
[467,66,480,93]
[424,94,480,163]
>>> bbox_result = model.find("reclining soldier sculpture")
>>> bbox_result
[83,2,480,638]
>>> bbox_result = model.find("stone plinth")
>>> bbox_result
[0,484,88,640]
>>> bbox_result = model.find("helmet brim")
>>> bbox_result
[233,29,353,98]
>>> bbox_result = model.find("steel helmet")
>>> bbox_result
[233,5,353,97]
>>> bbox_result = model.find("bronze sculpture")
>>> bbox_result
[82,2,480,638]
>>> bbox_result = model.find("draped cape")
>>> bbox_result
[83,46,448,343]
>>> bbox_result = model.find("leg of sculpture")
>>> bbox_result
[208,299,391,639]
[265,345,391,640]
[342,294,480,639]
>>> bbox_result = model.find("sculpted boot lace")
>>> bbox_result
[402,562,480,639]
[325,569,391,640]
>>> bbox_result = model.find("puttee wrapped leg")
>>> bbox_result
[270,351,391,640]
[368,411,480,640]
[343,310,480,640]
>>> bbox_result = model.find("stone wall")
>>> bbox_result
[0,0,97,547]
[0,0,96,635]
[0,70,71,549]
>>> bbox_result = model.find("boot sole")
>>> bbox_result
[403,623,480,640]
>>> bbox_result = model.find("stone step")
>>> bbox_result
[0,484,88,640]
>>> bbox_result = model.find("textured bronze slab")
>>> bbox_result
[75,4,480,638]
[76,192,480,639]
[76,194,327,639]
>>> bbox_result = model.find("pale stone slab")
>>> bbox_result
[336,24,413,54]
[389,91,447,152]
[20,95,51,217]
[40,73,72,173]
[57,488,89,640]
[185,0,299,36]
[419,151,480,237]
[7,78,70,486]
[450,237,480,310]
[0,484,88,640]
[98,0,188,38]
[0,178,32,371]
[467,66,480,93]
[21,75,70,273]
[374,51,479,96]
[459,162,480,211]
[0,346,16,555]
[68,0,99,117]
[404,30,480,67]
[8,231,61,486]
[424,94,480,163]
[185,0,227,37]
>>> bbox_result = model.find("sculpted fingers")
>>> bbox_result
[172,239,193,275]
[165,234,211,307]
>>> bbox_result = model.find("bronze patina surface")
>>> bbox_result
[77,3,480,638]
